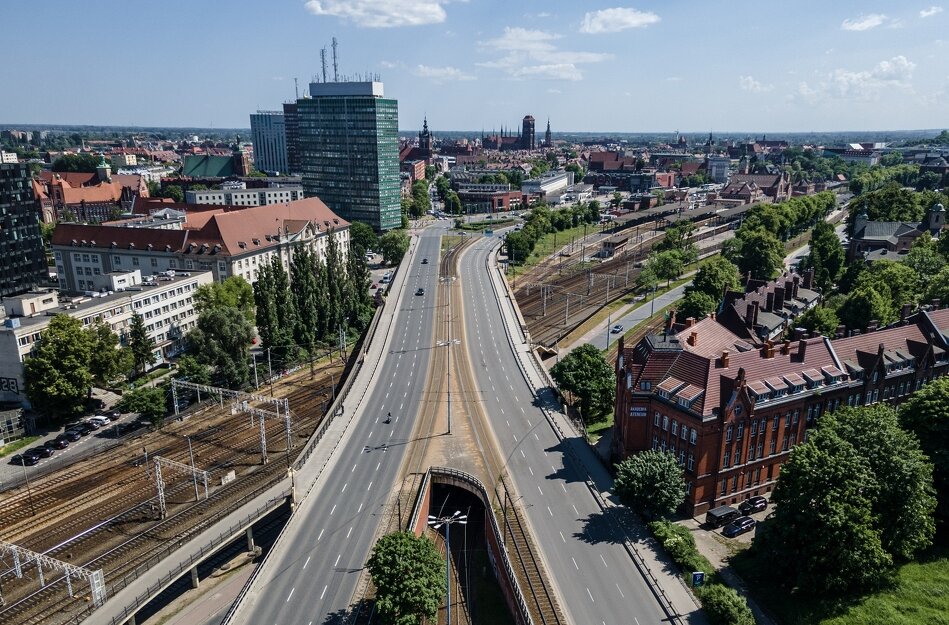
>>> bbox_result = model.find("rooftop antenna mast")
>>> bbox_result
[320,47,327,83]
[294,77,299,99]
[332,36,339,82]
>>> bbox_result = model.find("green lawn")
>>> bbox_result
[731,546,949,625]
[516,222,601,273]
[0,436,40,457]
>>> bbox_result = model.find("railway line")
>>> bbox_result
[0,363,341,625]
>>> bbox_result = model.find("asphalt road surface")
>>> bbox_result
[457,234,668,625]
[237,224,446,625]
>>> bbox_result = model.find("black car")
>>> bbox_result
[416,288,425,296]
[738,496,768,515]
[61,429,82,442]
[28,446,54,459]
[722,516,757,538]
[46,436,70,450]
[73,423,96,436]
[10,451,40,466]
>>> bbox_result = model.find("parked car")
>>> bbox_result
[28,446,54,459]
[611,324,624,334]
[62,429,82,442]
[46,436,70,450]
[11,450,40,466]
[74,423,96,436]
[416,288,425,296]
[89,415,110,427]
[738,496,768,515]
[722,516,757,538]
[704,505,741,528]
[108,411,122,421]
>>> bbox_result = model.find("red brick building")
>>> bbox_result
[613,309,949,516]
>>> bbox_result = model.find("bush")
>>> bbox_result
[648,520,714,578]
[699,583,755,625]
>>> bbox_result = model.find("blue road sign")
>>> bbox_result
[692,571,705,588]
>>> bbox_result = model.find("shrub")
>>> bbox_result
[648,520,714,578]
[699,583,755,625]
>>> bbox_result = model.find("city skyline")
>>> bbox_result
[1,1,947,132]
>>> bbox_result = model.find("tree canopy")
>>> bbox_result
[550,344,615,423]
[899,378,949,519]
[194,276,255,323]
[116,385,167,424]
[52,153,102,172]
[24,315,93,418]
[367,532,444,625]
[723,226,785,281]
[187,305,255,389]
[801,220,845,290]
[349,221,378,254]
[614,450,686,518]
[687,256,740,302]
[128,311,156,375]
[87,321,133,386]
[379,230,410,266]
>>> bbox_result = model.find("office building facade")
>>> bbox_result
[249,111,289,174]
[299,81,401,231]
[283,102,300,174]
[0,163,47,297]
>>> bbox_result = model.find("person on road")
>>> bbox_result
[385,411,392,424]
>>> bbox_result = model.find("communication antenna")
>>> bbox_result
[294,77,299,100]
[320,47,327,83]
[332,37,339,82]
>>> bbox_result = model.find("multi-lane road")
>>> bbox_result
[234,225,445,624]
[457,234,668,625]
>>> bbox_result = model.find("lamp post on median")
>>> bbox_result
[428,511,468,625]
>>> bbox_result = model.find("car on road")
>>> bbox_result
[73,423,96,436]
[29,446,54,459]
[722,516,757,538]
[421,258,428,264]
[46,436,70,450]
[10,450,40,466]
[108,411,122,421]
[415,288,425,296]
[611,324,624,334]
[61,429,82,442]
[738,496,768,515]
[89,415,110,427]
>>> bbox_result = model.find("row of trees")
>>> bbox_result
[636,220,700,294]
[24,313,156,419]
[504,202,602,264]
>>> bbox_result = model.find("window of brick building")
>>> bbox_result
[725,424,733,442]
[688,454,695,471]
[671,421,678,436]
[662,415,669,431]
[654,411,660,426]
[690,429,697,445]
[735,447,742,465]
[737,422,744,439]
[770,437,777,455]
[773,415,779,431]
[723,448,731,468]
[782,434,790,451]
[731,475,739,492]
[721,480,727,496]
[751,420,758,436]
[680,425,688,440]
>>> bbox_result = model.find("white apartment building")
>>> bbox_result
[0,271,213,407]
[184,186,304,206]
[0,151,18,164]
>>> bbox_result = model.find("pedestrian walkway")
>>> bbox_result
[484,243,708,625]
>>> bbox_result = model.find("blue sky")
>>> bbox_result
[2,1,947,132]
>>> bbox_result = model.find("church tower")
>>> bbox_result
[544,118,552,148]
[418,116,432,158]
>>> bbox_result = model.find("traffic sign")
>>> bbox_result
[692,571,705,588]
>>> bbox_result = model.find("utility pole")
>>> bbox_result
[187,436,199,501]
[332,37,339,82]
[267,348,273,396]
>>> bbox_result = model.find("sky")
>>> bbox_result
[2,1,947,133]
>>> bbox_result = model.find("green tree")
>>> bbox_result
[903,235,945,293]
[723,227,784,280]
[837,286,892,330]
[550,344,615,423]
[700,584,755,625]
[926,265,949,307]
[794,305,839,337]
[116,385,166,424]
[253,260,279,354]
[900,378,949,518]
[444,190,462,215]
[174,355,211,385]
[128,312,156,375]
[614,450,686,518]
[290,246,320,350]
[649,250,684,287]
[51,153,101,172]
[688,256,740,300]
[158,184,184,203]
[40,222,56,248]
[855,260,921,319]
[86,321,132,386]
[24,315,93,418]
[187,306,254,389]
[378,230,410,266]
[349,221,378,253]
[367,532,444,625]
[410,180,430,218]
[802,220,845,290]
[270,254,299,363]
[678,290,718,321]
[194,276,255,323]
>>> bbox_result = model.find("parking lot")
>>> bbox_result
[679,498,772,570]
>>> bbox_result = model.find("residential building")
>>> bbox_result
[50,197,349,291]
[250,110,289,174]
[111,153,138,168]
[728,173,791,202]
[706,156,730,183]
[613,308,949,516]
[35,162,148,223]
[283,102,300,174]
[184,186,304,206]
[298,80,401,231]
[0,271,213,407]
[716,269,821,343]
[0,163,47,297]
[1,151,18,164]
[849,202,945,261]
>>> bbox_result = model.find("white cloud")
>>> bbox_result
[579,7,660,34]
[739,75,773,92]
[478,27,612,80]
[303,0,454,28]
[921,6,943,17]
[547,88,562,94]
[797,55,916,102]
[840,13,888,31]
[665,76,682,82]
[412,64,475,81]
[380,60,404,69]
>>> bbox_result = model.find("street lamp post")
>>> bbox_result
[428,511,468,625]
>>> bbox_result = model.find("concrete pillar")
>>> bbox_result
[246,526,256,552]
[190,566,200,589]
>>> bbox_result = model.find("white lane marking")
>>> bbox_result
[286,588,295,602]
[572,557,579,570]
[351,463,357,473]
[506,420,510,428]
[400,403,404,410]
[520,449,525,458]
[330,504,337,515]
[376,462,381,471]
[534,433,539,441]
[318,529,324,541]
[537,485,543,496]
[528,466,534,476]
[320,585,328,600]
[600,554,608,567]
[368,481,373,490]
[559,531,566,543]
[513,433,518,442]
[520,406,525,413]
[616,583,625,598]
[587,587,594,602]
[303,556,311,569]
[527,419,531,427]
[357,502,363,513]
[368,430,373,438]
[547,505,553,516]
[341,483,347,493]
[544,450,548,457]
[335,553,342,566]
[561,483,567,493]
[500,407,505,414]
[347,527,353,538]
[572,504,579,516]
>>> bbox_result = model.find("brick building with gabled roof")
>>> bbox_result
[614,308,949,516]
[50,197,349,293]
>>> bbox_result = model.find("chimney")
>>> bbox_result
[784,280,794,301]
[900,303,912,323]
[781,339,791,355]
[763,340,775,358]
[792,327,806,340]
[745,303,755,328]
[792,275,800,298]
[710,311,716,321]
[721,350,730,368]
[753,300,760,326]
[766,292,775,312]
[774,286,786,310]
[798,338,807,360]
[688,331,698,346]
[666,309,677,332]
[686,317,696,328]
[803,267,815,290]
[933,298,942,309]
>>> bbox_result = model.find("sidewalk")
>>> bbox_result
[484,242,708,625]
